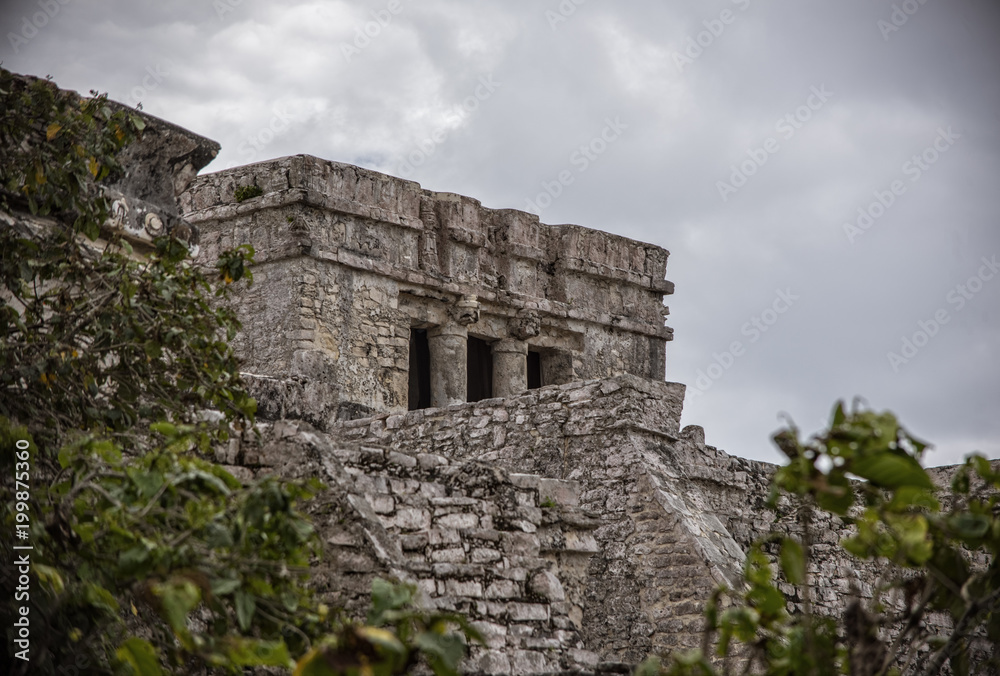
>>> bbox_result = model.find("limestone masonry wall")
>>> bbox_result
[223,420,612,675]
[162,145,986,671]
[219,374,969,674]
[180,156,674,421]
[16,75,989,675]
[261,377,751,665]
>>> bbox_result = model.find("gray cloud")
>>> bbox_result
[3,0,997,466]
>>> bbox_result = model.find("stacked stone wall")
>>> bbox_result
[180,156,674,421]
[324,376,748,661]
[222,420,614,674]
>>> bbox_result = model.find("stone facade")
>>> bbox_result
[173,153,993,673]
[8,71,990,676]
[72,94,985,673]
[180,155,673,423]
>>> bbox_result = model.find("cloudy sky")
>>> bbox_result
[4,0,998,466]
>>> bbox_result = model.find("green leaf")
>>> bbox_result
[635,656,662,676]
[224,637,293,668]
[118,545,151,575]
[889,486,940,511]
[143,340,162,359]
[92,438,122,463]
[831,400,846,427]
[281,588,300,612]
[852,452,932,490]
[153,579,201,634]
[951,465,972,495]
[971,454,1000,485]
[35,564,65,594]
[414,630,467,676]
[84,582,120,614]
[210,577,241,596]
[293,646,338,676]
[750,584,787,619]
[720,607,760,644]
[816,471,854,515]
[234,589,256,631]
[356,625,406,657]
[780,538,806,586]
[129,469,164,500]
[116,637,163,676]
[149,421,177,437]
[204,522,234,549]
[368,578,415,626]
[887,514,933,565]
[185,468,232,495]
[949,513,990,541]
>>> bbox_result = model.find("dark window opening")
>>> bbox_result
[467,336,493,402]
[408,328,431,410]
[527,350,542,389]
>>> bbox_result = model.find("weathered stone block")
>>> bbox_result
[445,579,484,598]
[485,580,521,600]
[430,547,467,564]
[509,603,549,622]
[436,512,479,530]
[387,507,430,531]
[509,649,549,675]
[502,532,540,558]
[475,650,512,675]
[528,571,565,601]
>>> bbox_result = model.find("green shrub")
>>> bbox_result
[234,184,263,202]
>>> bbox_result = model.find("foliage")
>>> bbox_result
[0,227,256,448]
[0,69,144,239]
[646,401,1000,676]
[0,67,316,674]
[0,68,256,447]
[2,420,323,674]
[234,184,263,202]
[0,67,480,676]
[293,579,482,676]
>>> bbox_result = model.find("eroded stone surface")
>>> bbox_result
[10,73,992,676]
[182,155,673,422]
[167,140,988,672]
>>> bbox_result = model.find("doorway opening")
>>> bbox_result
[408,328,431,410]
[467,336,493,402]
[527,350,542,389]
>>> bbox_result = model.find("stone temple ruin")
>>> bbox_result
[92,101,982,674]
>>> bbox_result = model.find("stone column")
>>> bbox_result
[427,323,468,407]
[492,339,527,399]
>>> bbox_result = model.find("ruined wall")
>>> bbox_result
[319,376,987,661]
[322,376,750,662]
[179,155,673,420]
[221,420,612,675]
[210,374,991,673]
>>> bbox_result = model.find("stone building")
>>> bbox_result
[93,101,987,674]
[180,154,673,426]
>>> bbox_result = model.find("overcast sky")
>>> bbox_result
[4,0,998,466]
